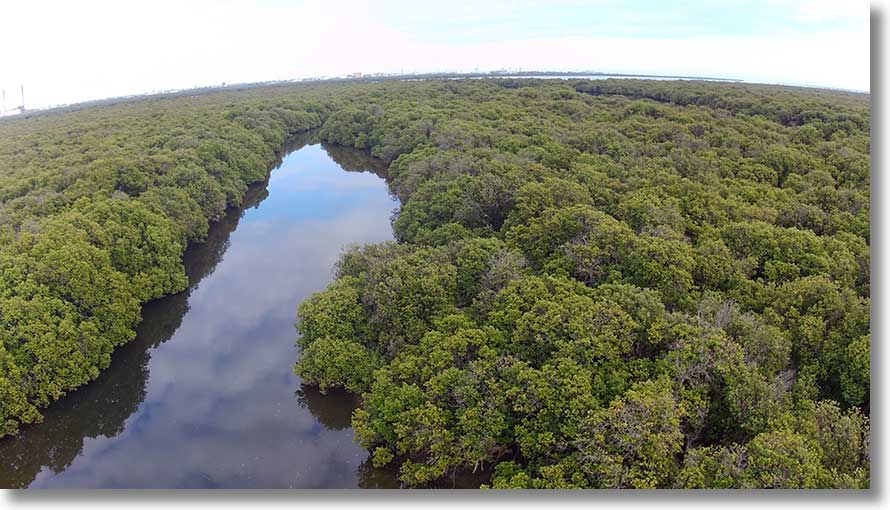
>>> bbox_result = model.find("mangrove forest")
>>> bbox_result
[0,78,871,489]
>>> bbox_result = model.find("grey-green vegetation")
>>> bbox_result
[0,78,870,489]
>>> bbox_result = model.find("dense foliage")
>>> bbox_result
[0,78,870,489]
[294,79,870,488]
[0,87,329,435]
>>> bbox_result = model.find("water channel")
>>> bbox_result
[0,136,404,488]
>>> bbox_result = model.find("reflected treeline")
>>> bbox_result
[293,383,399,489]
[294,385,359,431]
[0,143,302,489]
[285,129,322,155]
[0,136,401,489]
[321,143,390,179]
[357,455,492,489]
[320,142,399,230]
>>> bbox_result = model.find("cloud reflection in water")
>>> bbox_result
[2,143,398,489]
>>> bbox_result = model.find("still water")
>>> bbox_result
[0,138,404,488]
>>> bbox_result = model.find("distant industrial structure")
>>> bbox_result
[0,86,25,117]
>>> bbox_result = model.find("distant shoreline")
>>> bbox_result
[3,70,870,123]
[325,70,744,82]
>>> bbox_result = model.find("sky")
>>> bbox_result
[0,0,871,111]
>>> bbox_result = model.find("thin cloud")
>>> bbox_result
[0,0,870,110]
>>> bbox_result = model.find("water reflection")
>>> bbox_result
[295,386,359,432]
[0,140,400,488]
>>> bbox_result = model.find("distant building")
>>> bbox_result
[351,72,363,79]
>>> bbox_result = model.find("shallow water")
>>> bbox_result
[0,140,403,488]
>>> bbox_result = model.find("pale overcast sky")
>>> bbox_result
[0,0,871,110]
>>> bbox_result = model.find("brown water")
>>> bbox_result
[0,139,405,488]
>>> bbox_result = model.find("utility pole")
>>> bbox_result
[20,85,24,112]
